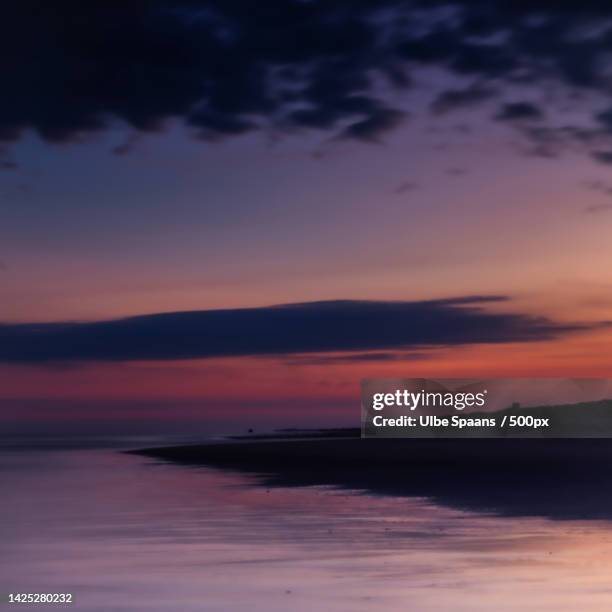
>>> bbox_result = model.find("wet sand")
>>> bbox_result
[131,437,612,521]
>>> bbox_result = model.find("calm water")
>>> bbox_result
[3,441,612,611]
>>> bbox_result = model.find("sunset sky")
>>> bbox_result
[1,1,612,435]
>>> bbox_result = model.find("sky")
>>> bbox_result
[1,1,612,435]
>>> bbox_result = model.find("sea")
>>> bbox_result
[2,436,612,611]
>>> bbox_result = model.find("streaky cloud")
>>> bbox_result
[0,296,603,364]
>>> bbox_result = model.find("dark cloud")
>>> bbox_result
[338,107,406,142]
[519,124,602,158]
[3,1,612,155]
[446,166,468,176]
[592,150,612,164]
[0,146,17,169]
[286,351,431,365]
[582,179,612,194]
[111,133,142,156]
[430,84,497,115]
[0,297,601,364]
[595,107,612,133]
[394,180,420,194]
[1,1,414,146]
[495,102,543,122]
[585,203,612,213]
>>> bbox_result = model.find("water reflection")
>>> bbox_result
[2,448,612,611]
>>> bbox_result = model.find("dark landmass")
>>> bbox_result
[228,428,359,440]
[130,437,612,521]
[130,400,612,521]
